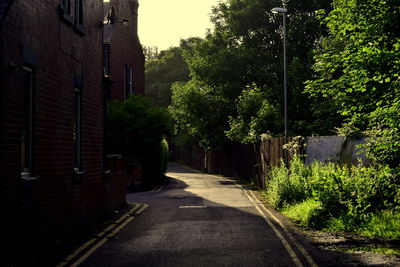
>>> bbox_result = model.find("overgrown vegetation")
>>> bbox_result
[144,38,201,108]
[148,0,400,240]
[305,0,400,170]
[106,96,172,186]
[264,155,400,239]
[169,0,334,151]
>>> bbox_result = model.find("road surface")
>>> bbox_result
[79,163,321,266]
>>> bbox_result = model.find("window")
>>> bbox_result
[59,0,74,25]
[21,66,35,179]
[58,0,84,34]
[73,0,85,35]
[103,44,111,77]
[62,0,71,15]
[124,64,133,98]
[74,87,82,172]
[131,67,135,93]
[75,0,83,26]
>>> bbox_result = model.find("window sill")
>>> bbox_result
[102,170,112,180]
[21,175,39,181]
[103,74,114,84]
[74,23,86,36]
[73,168,85,183]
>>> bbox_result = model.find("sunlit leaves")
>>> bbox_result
[225,84,281,144]
[305,0,400,168]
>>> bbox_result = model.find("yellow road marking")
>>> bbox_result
[227,178,318,267]
[71,217,134,267]
[57,203,148,267]
[135,203,149,215]
[248,190,318,267]
[234,181,304,267]
[178,206,207,209]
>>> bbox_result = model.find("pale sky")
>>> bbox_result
[138,0,217,51]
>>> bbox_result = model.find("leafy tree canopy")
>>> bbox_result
[145,38,202,108]
[170,0,334,148]
[168,80,231,149]
[106,95,172,159]
[226,84,281,144]
[305,0,400,168]
[306,0,400,128]
[143,45,159,63]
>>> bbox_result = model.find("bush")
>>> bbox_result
[264,154,400,238]
[308,161,348,216]
[307,161,398,217]
[160,138,169,175]
[282,199,324,228]
[265,155,311,209]
[106,96,172,185]
[358,210,400,240]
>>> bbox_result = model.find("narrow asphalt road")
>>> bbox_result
[79,163,319,266]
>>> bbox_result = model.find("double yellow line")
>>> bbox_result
[57,203,148,267]
[171,164,317,266]
[228,179,318,267]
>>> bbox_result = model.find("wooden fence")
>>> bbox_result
[171,136,367,188]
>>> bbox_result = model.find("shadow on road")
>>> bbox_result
[79,163,376,267]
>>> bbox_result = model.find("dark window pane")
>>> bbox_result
[74,88,81,169]
[21,66,34,176]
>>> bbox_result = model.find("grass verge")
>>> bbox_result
[262,155,400,249]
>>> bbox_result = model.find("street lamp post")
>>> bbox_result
[271,7,288,138]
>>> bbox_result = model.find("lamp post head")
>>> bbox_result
[271,7,287,14]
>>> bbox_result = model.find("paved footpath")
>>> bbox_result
[74,163,339,267]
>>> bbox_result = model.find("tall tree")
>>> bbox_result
[305,0,400,167]
[307,0,400,165]
[169,80,231,149]
[142,45,159,63]
[170,0,333,148]
[145,38,202,108]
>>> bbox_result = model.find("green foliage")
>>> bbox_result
[264,154,400,237]
[106,96,172,184]
[363,100,400,169]
[145,38,202,108]
[325,210,400,240]
[358,210,400,240]
[283,136,305,158]
[308,161,399,216]
[263,161,290,208]
[344,247,400,256]
[172,0,334,147]
[168,80,231,149]
[160,138,169,175]
[225,85,281,144]
[143,45,159,63]
[305,0,400,167]
[282,199,324,228]
[264,156,311,209]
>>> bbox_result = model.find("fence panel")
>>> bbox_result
[171,136,369,188]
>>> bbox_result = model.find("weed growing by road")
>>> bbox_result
[264,155,400,239]
[282,199,324,228]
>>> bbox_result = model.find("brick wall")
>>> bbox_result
[105,0,145,100]
[0,0,127,264]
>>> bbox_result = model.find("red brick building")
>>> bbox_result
[0,0,137,264]
[103,0,145,100]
